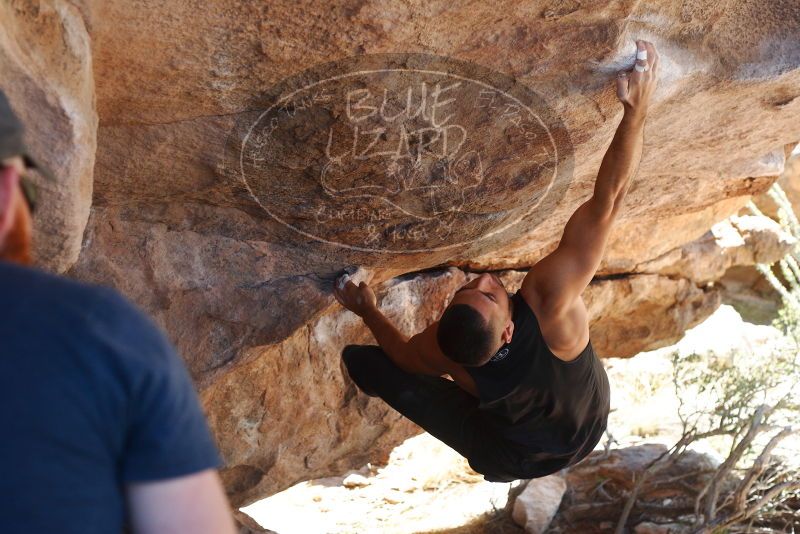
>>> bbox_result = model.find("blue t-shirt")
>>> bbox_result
[0,262,222,533]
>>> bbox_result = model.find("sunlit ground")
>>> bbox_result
[242,303,799,533]
[604,303,799,468]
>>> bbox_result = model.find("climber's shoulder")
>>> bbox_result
[406,321,478,396]
[409,320,449,373]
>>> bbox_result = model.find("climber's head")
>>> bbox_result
[0,90,50,265]
[437,272,514,367]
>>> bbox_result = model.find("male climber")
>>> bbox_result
[333,40,659,482]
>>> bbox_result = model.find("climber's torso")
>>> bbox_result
[417,288,609,454]
[422,291,592,398]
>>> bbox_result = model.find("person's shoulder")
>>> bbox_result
[0,262,144,334]
[0,261,109,303]
[2,262,141,319]
[0,262,174,367]
[84,285,177,369]
[509,288,533,323]
[510,288,524,303]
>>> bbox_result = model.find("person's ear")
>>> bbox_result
[501,319,514,344]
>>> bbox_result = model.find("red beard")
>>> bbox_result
[0,201,32,265]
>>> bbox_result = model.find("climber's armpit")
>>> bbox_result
[520,195,615,315]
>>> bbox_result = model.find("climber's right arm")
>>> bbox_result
[361,307,441,375]
[332,275,475,387]
[408,322,480,397]
[333,276,439,375]
[359,309,480,396]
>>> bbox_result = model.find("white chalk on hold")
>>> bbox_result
[350,267,374,286]
[636,48,648,60]
[338,274,350,290]
[635,63,648,72]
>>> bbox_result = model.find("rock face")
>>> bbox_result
[7,0,800,506]
[719,145,800,323]
[0,0,97,272]
[233,510,274,534]
[750,143,800,221]
[201,269,467,504]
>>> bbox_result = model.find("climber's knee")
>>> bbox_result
[341,344,380,397]
[341,344,362,363]
[341,345,369,374]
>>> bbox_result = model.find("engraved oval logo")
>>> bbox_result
[233,53,574,254]
[490,347,510,362]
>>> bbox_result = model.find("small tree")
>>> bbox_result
[613,183,800,533]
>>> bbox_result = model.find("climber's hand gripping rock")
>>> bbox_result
[333,274,378,318]
[617,39,659,120]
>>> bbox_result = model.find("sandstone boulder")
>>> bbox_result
[201,268,468,505]
[0,0,96,272]
[68,0,800,389]
[233,510,274,534]
[750,143,800,220]
[6,0,796,506]
[720,144,800,322]
[634,215,795,285]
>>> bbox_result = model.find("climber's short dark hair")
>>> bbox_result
[437,304,495,367]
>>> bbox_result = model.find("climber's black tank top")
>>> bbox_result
[464,289,610,467]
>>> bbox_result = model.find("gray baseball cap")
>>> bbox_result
[0,89,56,182]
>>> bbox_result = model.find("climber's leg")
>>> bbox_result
[341,344,480,457]
[341,344,525,481]
[341,344,383,397]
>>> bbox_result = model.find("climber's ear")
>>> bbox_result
[501,319,514,344]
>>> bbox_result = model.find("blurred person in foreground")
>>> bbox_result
[0,90,235,533]
[335,40,659,482]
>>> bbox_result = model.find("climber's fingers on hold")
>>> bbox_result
[630,39,647,83]
[333,283,345,306]
[334,274,362,307]
[651,43,660,76]
[621,40,660,104]
[644,41,659,77]
[616,71,630,103]
[344,280,358,295]
[643,41,658,76]
[333,274,350,305]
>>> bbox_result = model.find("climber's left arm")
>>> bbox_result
[520,195,618,316]
[521,40,658,316]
